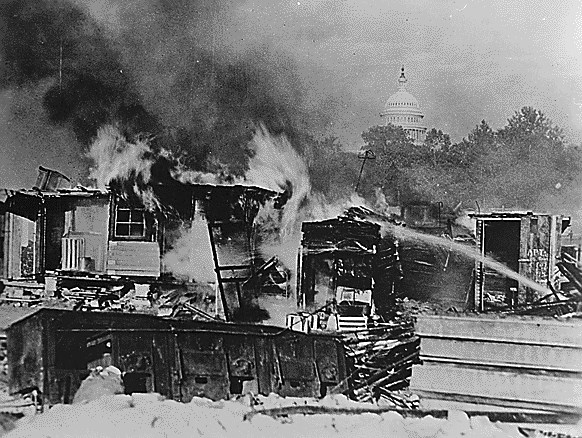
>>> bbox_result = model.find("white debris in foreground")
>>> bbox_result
[1,392,559,438]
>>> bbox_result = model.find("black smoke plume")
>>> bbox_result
[0,0,328,185]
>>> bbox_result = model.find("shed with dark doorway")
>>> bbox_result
[470,212,569,310]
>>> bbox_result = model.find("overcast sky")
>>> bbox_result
[213,0,582,146]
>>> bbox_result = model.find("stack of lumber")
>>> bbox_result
[340,318,420,408]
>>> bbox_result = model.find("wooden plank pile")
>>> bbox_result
[494,254,582,317]
[340,318,420,408]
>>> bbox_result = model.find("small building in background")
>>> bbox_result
[470,211,569,311]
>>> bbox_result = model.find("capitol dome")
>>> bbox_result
[380,67,426,144]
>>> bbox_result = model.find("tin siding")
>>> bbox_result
[7,315,44,395]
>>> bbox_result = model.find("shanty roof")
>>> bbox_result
[150,181,279,198]
[0,186,107,201]
[1,182,278,200]
[301,206,399,253]
[0,182,282,221]
[0,187,110,220]
[7,307,340,339]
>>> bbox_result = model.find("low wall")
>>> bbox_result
[410,315,582,414]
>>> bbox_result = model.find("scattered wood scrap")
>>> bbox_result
[338,318,420,408]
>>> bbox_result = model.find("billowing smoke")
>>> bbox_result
[0,0,381,321]
[0,0,340,189]
[162,216,215,283]
[0,1,154,142]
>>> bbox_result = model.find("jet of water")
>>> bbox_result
[382,222,552,297]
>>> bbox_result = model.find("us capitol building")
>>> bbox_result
[380,67,427,145]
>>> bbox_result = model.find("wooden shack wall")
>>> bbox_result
[44,199,65,271]
[475,214,563,309]
[4,213,37,279]
[517,215,560,303]
[0,213,5,279]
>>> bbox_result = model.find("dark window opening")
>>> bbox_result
[55,333,93,370]
[229,378,243,394]
[123,372,150,394]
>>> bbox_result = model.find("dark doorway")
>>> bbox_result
[483,220,521,308]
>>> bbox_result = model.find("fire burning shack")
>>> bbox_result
[471,211,569,311]
[295,207,420,407]
[296,207,402,329]
[0,166,286,320]
[7,308,347,406]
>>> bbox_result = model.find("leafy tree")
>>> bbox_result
[455,120,497,167]
[451,120,508,207]
[488,107,578,208]
[361,124,418,167]
[422,128,452,166]
[360,124,418,204]
[359,124,466,206]
[498,106,564,158]
[358,108,582,214]
[410,128,478,207]
[441,110,580,211]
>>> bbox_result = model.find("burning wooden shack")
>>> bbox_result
[0,166,286,320]
[294,207,419,406]
[7,308,347,406]
[296,206,402,327]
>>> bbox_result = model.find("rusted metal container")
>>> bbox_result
[7,309,347,407]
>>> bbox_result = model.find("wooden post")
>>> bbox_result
[475,219,485,312]
[207,221,230,322]
[518,216,531,305]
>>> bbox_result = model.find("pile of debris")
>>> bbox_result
[487,253,582,318]
[340,317,420,408]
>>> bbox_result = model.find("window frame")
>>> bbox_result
[113,203,148,240]
[109,198,159,242]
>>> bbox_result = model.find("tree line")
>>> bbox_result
[305,106,582,214]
